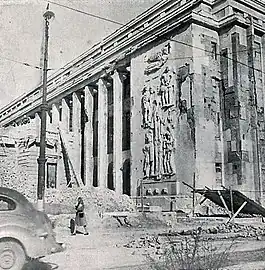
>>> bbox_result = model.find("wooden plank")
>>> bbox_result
[58,127,83,187]
[103,211,138,218]
[226,201,247,224]
[217,190,232,218]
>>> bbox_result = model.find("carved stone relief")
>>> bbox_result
[144,43,171,75]
[162,126,176,175]
[143,130,155,178]
[141,86,154,128]
[142,65,177,179]
[160,66,175,108]
[141,43,191,180]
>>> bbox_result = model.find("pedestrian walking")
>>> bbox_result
[71,197,89,235]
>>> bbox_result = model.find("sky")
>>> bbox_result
[0,0,160,108]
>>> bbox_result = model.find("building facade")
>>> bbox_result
[1,0,265,207]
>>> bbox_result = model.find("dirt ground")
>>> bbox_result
[21,214,265,270]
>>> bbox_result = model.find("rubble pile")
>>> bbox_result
[0,148,135,215]
[0,152,36,202]
[124,234,164,257]
[45,186,136,214]
[163,223,265,239]
[124,234,161,249]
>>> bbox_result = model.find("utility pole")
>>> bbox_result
[37,4,54,211]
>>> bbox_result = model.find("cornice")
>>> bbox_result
[0,0,202,126]
[1,0,265,126]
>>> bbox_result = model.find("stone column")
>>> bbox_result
[112,71,124,194]
[97,78,108,187]
[84,86,95,186]
[61,98,70,132]
[52,103,63,188]
[46,110,52,131]
[72,92,82,180]
[35,112,41,139]
[52,103,60,128]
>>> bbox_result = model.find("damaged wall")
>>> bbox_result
[219,22,265,202]
[130,24,195,199]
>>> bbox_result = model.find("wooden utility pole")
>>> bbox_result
[37,4,54,211]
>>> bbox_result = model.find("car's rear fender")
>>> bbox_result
[0,236,26,256]
[0,225,45,258]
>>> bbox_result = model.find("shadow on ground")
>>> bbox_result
[22,259,58,270]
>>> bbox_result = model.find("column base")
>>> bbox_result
[37,199,45,211]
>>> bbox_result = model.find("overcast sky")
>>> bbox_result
[0,0,160,108]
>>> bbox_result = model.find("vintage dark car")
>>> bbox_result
[0,187,64,270]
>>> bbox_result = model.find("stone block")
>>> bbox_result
[149,206,162,212]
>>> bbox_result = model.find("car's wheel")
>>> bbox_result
[0,240,26,270]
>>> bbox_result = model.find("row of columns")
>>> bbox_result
[44,70,127,194]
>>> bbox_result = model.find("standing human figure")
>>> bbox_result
[72,197,89,235]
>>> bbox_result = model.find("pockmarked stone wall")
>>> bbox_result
[130,25,196,198]
[0,148,37,202]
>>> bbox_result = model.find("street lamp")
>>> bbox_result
[37,4,54,211]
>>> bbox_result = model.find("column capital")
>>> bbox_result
[112,69,128,81]
[100,63,115,79]
[85,85,98,95]
[97,78,112,88]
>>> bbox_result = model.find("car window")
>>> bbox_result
[0,196,16,211]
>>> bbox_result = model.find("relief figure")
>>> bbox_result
[151,100,164,179]
[162,127,176,175]
[151,100,164,141]
[141,86,153,128]
[160,66,175,108]
[154,139,163,179]
[143,131,155,178]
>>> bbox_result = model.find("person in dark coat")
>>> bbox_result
[72,197,88,235]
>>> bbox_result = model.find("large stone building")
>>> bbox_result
[1,0,265,208]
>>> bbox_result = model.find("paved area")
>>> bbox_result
[24,227,149,270]
[23,225,265,270]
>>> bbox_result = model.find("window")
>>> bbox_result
[254,42,262,71]
[215,163,222,185]
[69,98,73,132]
[122,112,131,150]
[211,42,217,60]
[47,163,57,189]
[215,163,222,173]
[0,197,16,211]
[107,116,113,154]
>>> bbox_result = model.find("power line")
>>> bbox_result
[46,0,124,26]
[45,0,265,77]
[0,55,54,71]
[0,2,262,74]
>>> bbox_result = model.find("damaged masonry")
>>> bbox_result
[1,0,265,215]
